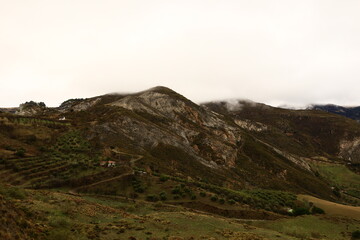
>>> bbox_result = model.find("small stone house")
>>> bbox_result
[100,160,116,167]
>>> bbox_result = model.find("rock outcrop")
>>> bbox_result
[103,87,242,168]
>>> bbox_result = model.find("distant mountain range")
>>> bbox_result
[309,104,360,122]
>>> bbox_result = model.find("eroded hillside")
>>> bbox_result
[1,86,360,239]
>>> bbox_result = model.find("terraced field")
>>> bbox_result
[0,130,104,188]
[0,154,99,188]
[7,116,71,127]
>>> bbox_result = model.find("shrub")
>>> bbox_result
[159,175,169,182]
[191,195,197,200]
[332,187,341,198]
[159,192,167,201]
[5,145,15,151]
[132,180,145,193]
[130,193,138,199]
[210,195,218,202]
[312,206,325,214]
[352,230,360,239]
[219,198,225,204]
[173,194,180,200]
[293,207,310,216]
[134,186,145,193]
[228,199,236,205]
[15,148,26,157]
[146,195,159,202]
[200,191,206,197]
[171,187,181,195]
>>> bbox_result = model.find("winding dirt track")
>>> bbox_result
[298,194,360,219]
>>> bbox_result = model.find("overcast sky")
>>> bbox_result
[1,0,360,108]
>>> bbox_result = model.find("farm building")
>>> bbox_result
[100,160,116,167]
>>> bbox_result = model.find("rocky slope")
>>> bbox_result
[204,100,360,165]
[1,87,360,200]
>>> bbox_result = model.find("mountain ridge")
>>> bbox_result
[1,87,358,195]
[309,104,360,122]
[1,86,360,239]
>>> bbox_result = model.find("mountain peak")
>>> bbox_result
[145,86,175,93]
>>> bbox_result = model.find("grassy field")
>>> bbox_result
[1,184,302,240]
[2,184,359,240]
[311,163,360,199]
[298,194,360,219]
[252,214,360,240]
[79,170,299,218]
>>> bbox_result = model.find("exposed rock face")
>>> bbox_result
[58,98,100,112]
[273,149,312,171]
[105,87,242,168]
[78,87,341,197]
[254,138,312,171]
[234,119,268,132]
[339,138,360,164]
[16,101,46,116]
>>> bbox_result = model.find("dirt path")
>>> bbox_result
[298,194,360,219]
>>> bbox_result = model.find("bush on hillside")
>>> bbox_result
[159,192,167,201]
[352,230,360,239]
[146,195,159,202]
[171,186,182,195]
[199,192,206,197]
[15,148,26,157]
[159,175,169,182]
[210,195,218,202]
[292,207,310,216]
[312,206,325,214]
[332,186,341,198]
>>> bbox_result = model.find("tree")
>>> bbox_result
[15,148,26,157]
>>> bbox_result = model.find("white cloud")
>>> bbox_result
[1,0,360,107]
